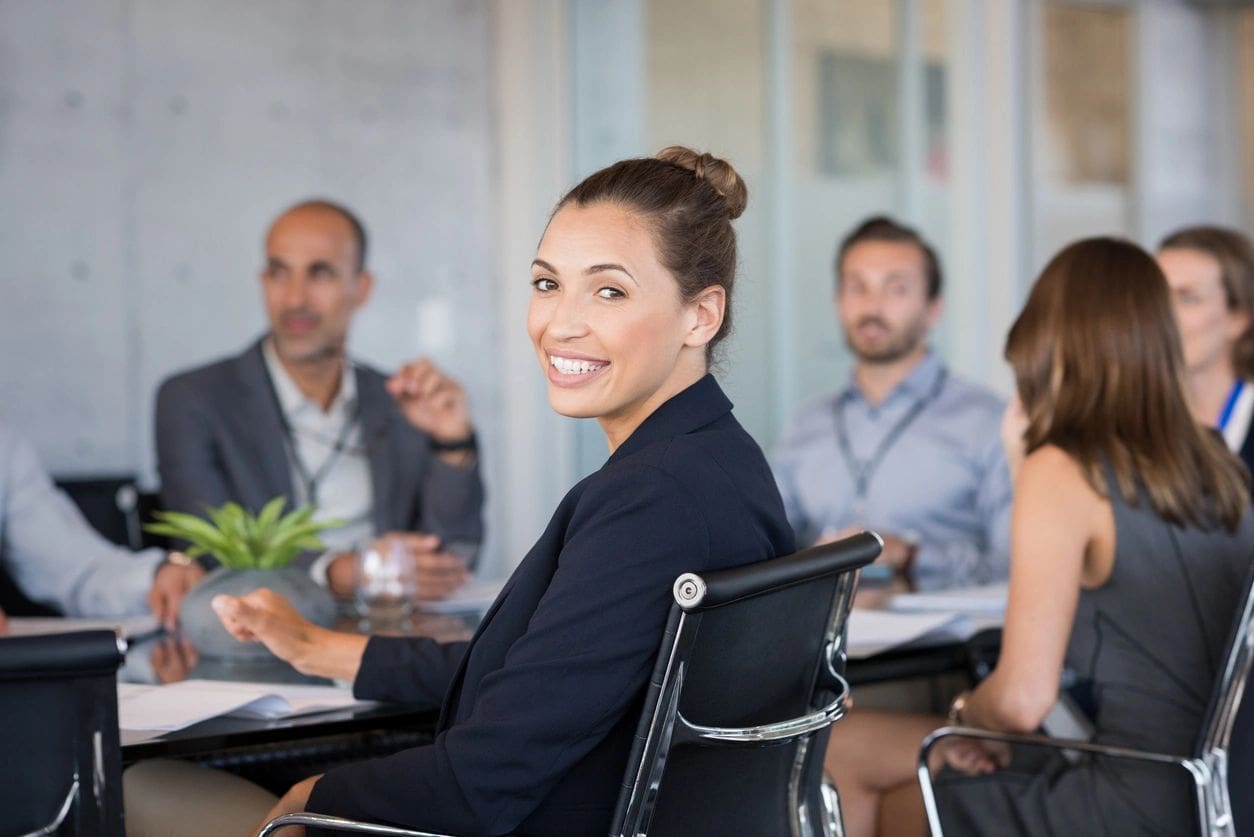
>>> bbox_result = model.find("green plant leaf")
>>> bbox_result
[255,496,287,536]
[145,497,342,570]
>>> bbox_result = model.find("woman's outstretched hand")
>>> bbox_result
[929,735,1011,776]
[212,589,368,682]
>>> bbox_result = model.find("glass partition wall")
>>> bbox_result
[567,0,959,477]
[559,0,1251,481]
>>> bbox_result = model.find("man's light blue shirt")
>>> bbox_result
[0,421,164,615]
[772,352,1012,589]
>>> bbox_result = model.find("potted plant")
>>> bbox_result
[146,498,342,659]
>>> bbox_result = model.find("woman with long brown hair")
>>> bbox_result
[826,238,1254,836]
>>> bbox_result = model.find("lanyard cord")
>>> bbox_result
[263,365,361,507]
[833,368,948,502]
[1218,380,1245,432]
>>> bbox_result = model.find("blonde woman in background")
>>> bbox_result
[1158,225,1254,475]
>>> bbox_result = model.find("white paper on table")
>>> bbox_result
[886,583,1008,617]
[7,615,160,641]
[417,577,506,615]
[846,609,977,659]
[117,678,374,732]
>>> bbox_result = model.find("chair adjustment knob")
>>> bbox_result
[674,574,707,609]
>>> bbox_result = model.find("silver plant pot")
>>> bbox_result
[179,566,337,659]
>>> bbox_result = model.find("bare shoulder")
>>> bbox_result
[1018,445,1102,508]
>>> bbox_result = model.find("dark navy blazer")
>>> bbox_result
[307,374,795,836]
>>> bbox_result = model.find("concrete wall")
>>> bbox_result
[3,0,1251,574]
[0,0,508,569]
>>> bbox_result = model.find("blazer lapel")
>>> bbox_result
[233,342,296,508]
[356,366,400,534]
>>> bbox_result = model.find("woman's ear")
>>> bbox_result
[684,285,726,348]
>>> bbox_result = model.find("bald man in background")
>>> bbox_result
[154,200,485,599]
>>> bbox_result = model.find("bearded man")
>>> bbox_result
[772,216,1011,590]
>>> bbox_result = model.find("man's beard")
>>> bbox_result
[845,315,929,364]
[272,324,341,366]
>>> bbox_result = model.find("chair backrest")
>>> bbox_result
[54,474,146,550]
[1,474,155,617]
[609,532,881,837]
[0,630,126,836]
[0,562,60,616]
[1199,563,1254,759]
[1229,683,1254,836]
[1194,561,1254,835]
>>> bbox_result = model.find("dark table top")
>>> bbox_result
[118,607,477,764]
[118,585,997,765]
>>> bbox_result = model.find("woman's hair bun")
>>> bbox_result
[655,145,748,220]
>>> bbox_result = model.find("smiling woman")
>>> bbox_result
[528,203,716,448]
[528,146,745,451]
[134,147,797,837]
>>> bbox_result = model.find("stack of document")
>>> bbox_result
[847,610,978,658]
[117,679,374,732]
[846,583,1007,659]
[886,583,1008,617]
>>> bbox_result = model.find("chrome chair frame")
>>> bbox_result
[916,563,1254,837]
[610,533,880,837]
[1,630,127,837]
[259,535,881,837]
[258,812,450,836]
[611,605,852,837]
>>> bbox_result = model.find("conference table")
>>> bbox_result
[115,579,1004,784]
[115,609,473,793]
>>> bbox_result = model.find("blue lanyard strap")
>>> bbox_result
[1218,380,1245,432]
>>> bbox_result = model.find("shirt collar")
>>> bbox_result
[841,350,943,406]
[262,337,356,418]
[608,374,733,464]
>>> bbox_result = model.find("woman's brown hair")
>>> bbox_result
[1158,225,1254,379]
[556,146,747,355]
[1006,237,1248,531]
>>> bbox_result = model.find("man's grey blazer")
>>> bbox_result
[154,339,485,559]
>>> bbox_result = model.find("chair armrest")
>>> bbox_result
[919,725,1191,770]
[258,812,459,837]
[915,726,1200,836]
[678,672,850,745]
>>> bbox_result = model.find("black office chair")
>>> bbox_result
[0,474,147,619]
[54,474,147,550]
[0,630,127,835]
[258,533,883,837]
[916,562,1254,837]
[0,474,156,617]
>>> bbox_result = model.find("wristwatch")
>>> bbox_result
[154,550,195,579]
[429,431,477,453]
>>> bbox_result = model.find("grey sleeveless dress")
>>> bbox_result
[933,467,1254,836]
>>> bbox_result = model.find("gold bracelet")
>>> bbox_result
[947,690,971,725]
